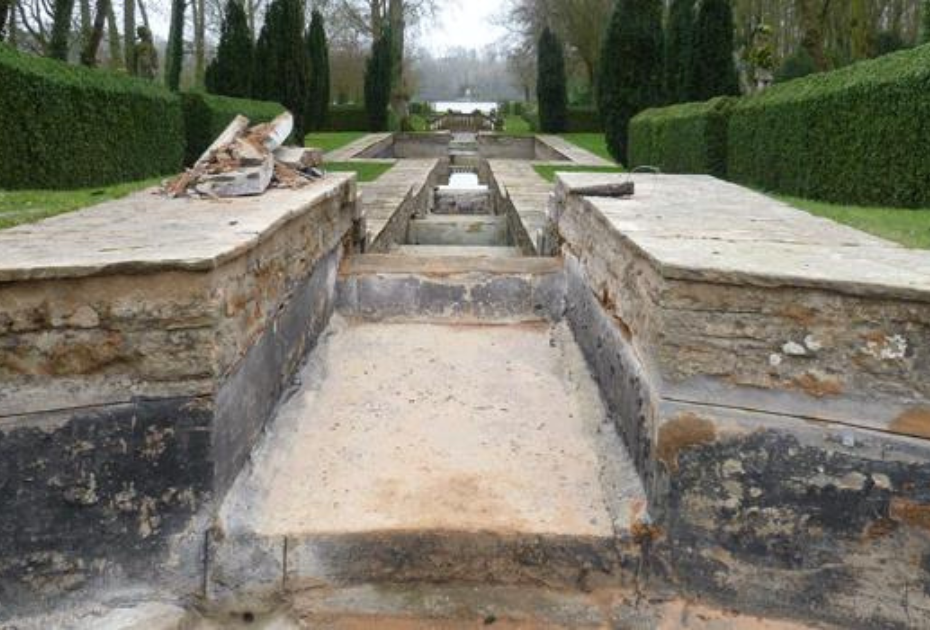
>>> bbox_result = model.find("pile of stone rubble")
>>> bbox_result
[165,111,324,198]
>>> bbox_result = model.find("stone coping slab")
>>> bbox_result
[0,174,356,283]
[536,135,615,166]
[323,133,393,162]
[556,172,930,302]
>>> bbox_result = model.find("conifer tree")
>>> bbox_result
[536,27,568,133]
[664,0,695,103]
[305,9,330,132]
[253,0,309,139]
[597,0,664,163]
[206,0,253,98]
[165,0,186,90]
[690,0,740,101]
[364,26,393,132]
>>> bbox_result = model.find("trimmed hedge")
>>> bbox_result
[181,92,284,164]
[628,97,734,177]
[0,44,185,190]
[326,105,368,131]
[728,44,930,208]
[566,107,603,132]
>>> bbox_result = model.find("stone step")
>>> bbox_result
[208,320,648,606]
[408,214,509,246]
[394,245,523,258]
[336,253,566,322]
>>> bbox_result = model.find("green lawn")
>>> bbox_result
[326,161,394,182]
[779,195,930,249]
[304,131,370,152]
[503,115,534,136]
[559,133,615,164]
[533,164,625,183]
[0,178,160,230]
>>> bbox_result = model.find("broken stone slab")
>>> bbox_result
[194,153,274,197]
[273,146,323,170]
[249,112,294,152]
[233,137,268,167]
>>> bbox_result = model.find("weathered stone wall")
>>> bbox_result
[554,173,930,628]
[0,176,359,613]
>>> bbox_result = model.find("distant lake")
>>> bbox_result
[431,101,497,114]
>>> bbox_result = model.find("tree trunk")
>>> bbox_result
[0,0,11,40]
[49,0,76,60]
[79,0,108,66]
[795,0,830,70]
[79,0,90,46]
[123,0,134,71]
[106,1,121,69]
[138,0,149,30]
[193,0,205,88]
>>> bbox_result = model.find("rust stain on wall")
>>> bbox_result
[890,497,930,532]
[790,372,843,398]
[890,407,930,440]
[656,413,717,473]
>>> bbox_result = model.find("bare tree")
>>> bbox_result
[78,0,107,64]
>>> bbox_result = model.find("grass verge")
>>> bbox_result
[304,131,370,152]
[326,161,395,182]
[0,178,160,230]
[503,115,534,136]
[533,164,625,183]
[778,195,930,249]
[558,133,615,163]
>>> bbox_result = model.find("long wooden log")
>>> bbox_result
[572,181,635,198]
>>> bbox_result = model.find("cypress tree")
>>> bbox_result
[690,0,740,101]
[364,27,393,132]
[536,27,568,133]
[207,0,254,98]
[253,0,309,139]
[305,9,330,132]
[597,0,664,164]
[165,0,186,90]
[252,24,274,100]
[664,0,694,103]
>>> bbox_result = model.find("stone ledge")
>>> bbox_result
[555,172,930,302]
[0,174,357,283]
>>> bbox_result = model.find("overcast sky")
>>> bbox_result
[421,1,509,54]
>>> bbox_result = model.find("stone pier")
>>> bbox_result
[0,175,359,611]
[552,172,930,628]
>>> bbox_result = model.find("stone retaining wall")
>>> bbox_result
[553,173,930,629]
[0,176,359,613]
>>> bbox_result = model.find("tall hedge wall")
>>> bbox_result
[628,97,734,177]
[728,44,930,208]
[0,44,186,190]
[325,105,369,131]
[182,92,285,164]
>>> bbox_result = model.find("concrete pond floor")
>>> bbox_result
[217,316,643,545]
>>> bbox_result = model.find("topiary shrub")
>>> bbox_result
[0,44,185,190]
[628,96,734,177]
[728,44,930,208]
[181,91,285,165]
